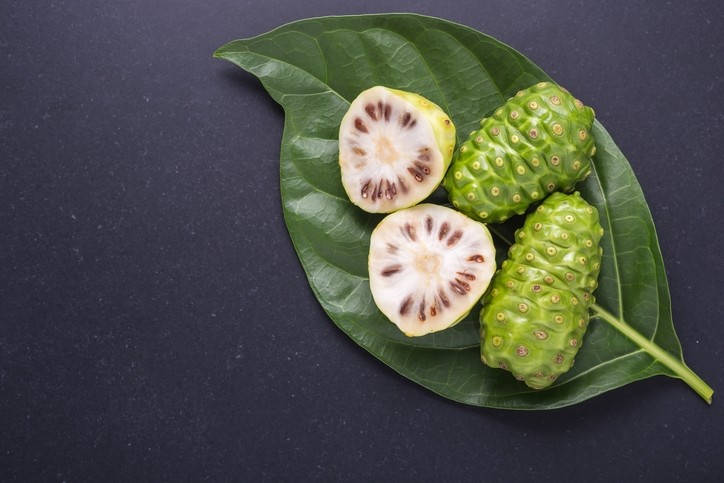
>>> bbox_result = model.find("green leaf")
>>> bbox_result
[215,14,712,409]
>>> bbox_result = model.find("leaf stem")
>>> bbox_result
[591,303,713,404]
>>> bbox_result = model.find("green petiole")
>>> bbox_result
[591,303,713,404]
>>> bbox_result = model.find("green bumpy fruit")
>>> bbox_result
[480,192,603,389]
[444,82,596,223]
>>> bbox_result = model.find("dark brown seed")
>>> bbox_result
[381,265,401,277]
[384,104,391,121]
[407,166,424,182]
[409,119,416,128]
[376,182,383,200]
[352,147,366,156]
[468,254,485,263]
[446,230,463,247]
[399,296,412,315]
[432,297,441,316]
[384,180,393,200]
[414,161,431,175]
[370,182,377,201]
[418,299,426,321]
[360,181,370,198]
[438,222,450,240]
[457,271,476,281]
[455,278,471,291]
[419,147,430,162]
[386,243,398,253]
[438,289,451,307]
[425,216,433,234]
[450,280,467,295]
[397,176,408,194]
[404,223,417,241]
[401,112,411,127]
[355,118,368,133]
[365,104,377,120]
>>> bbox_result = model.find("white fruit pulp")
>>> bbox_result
[369,204,496,337]
[339,86,443,213]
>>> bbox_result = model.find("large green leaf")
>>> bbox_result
[215,14,712,409]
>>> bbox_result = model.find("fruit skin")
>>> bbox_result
[338,86,456,213]
[444,82,596,223]
[480,192,603,389]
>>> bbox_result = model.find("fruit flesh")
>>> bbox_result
[339,86,456,213]
[369,204,496,337]
[444,82,596,223]
[480,192,603,389]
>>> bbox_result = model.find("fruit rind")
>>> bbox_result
[386,87,457,170]
[480,192,603,389]
[444,82,595,223]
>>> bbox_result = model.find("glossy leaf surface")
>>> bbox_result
[215,14,701,409]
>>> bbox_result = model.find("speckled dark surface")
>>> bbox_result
[2,1,723,481]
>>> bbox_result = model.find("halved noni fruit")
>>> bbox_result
[369,204,496,336]
[339,86,456,213]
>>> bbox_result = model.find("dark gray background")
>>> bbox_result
[2,0,723,481]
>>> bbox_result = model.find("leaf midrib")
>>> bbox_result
[589,159,625,319]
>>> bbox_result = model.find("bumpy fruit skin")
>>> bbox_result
[444,82,596,223]
[480,192,604,389]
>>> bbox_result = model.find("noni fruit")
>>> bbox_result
[444,82,596,223]
[480,192,603,389]
[339,86,456,213]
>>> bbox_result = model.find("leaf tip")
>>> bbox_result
[213,40,248,60]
